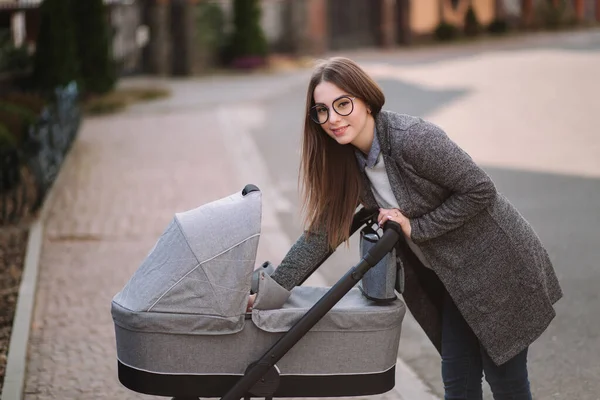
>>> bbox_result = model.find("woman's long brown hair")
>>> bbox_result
[300,57,385,250]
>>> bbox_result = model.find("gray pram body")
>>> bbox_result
[111,186,406,398]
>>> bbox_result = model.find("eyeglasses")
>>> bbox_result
[309,95,356,125]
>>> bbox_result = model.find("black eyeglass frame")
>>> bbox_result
[309,95,356,125]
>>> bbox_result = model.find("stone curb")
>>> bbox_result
[1,219,43,400]
[1,134,76,400]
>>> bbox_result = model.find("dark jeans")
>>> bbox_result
[442,291,532,400]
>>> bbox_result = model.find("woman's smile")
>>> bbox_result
[330,125,349,137]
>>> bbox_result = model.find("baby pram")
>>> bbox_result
[111,185,407,400]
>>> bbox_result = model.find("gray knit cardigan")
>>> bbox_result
[269,110,563,366]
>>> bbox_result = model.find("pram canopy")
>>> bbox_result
[112,187,262,335]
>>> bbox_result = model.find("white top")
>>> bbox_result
[365,154,433,269]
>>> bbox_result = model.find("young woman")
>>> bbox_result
[249,57,562,400]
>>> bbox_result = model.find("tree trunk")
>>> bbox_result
[495,0,505,19]
[380,0,396,48]
[521,0,534,28]
[397,0,412,45]
[573,0,584,22]
[143,0,172,75]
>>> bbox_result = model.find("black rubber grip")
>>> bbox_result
[242,184,260,196]
[364,221,402,266]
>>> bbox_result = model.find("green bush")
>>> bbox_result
[0,122,21,192]
[227,0,268,67]
[0,102,36,122]
[32,0,80,93]
[0,123,17,151]
[0,31,32,72]
[84,87,170,116]
[0,92,47,114]
[0,31,32,73]
[0,102,37,145]
[487,18,509,35]
[195,1,227,68]
[84,96,128,115]
[4,46,32,71]
[464,5,481,37]
[71,0,116,94]
[0,110,28,144]
[434,21,459,41]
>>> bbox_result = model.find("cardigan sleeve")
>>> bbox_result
[270,229,331,291]
[401,121,497,243]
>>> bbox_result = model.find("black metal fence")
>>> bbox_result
[0,82,81,225]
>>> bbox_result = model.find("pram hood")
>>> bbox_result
[112,187,262,335]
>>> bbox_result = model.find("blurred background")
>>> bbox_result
[1,1,599,399]
[1,0,599,81]
[0,0,597,224]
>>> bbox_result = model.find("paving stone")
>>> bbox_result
[24,109,241,399]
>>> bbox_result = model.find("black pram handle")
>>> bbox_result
[220,217,404,400]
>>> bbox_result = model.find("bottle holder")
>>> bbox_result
[358,223,398,303]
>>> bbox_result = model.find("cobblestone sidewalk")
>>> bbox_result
[23,109,245,399]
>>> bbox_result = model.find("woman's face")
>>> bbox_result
[312,81,373,152]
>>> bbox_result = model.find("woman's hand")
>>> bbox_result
[378,208,412,238]
[246,293,256,312]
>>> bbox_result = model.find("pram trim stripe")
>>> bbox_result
[117,357,396,376]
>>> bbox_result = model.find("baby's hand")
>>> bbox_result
[246,294,256,312]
